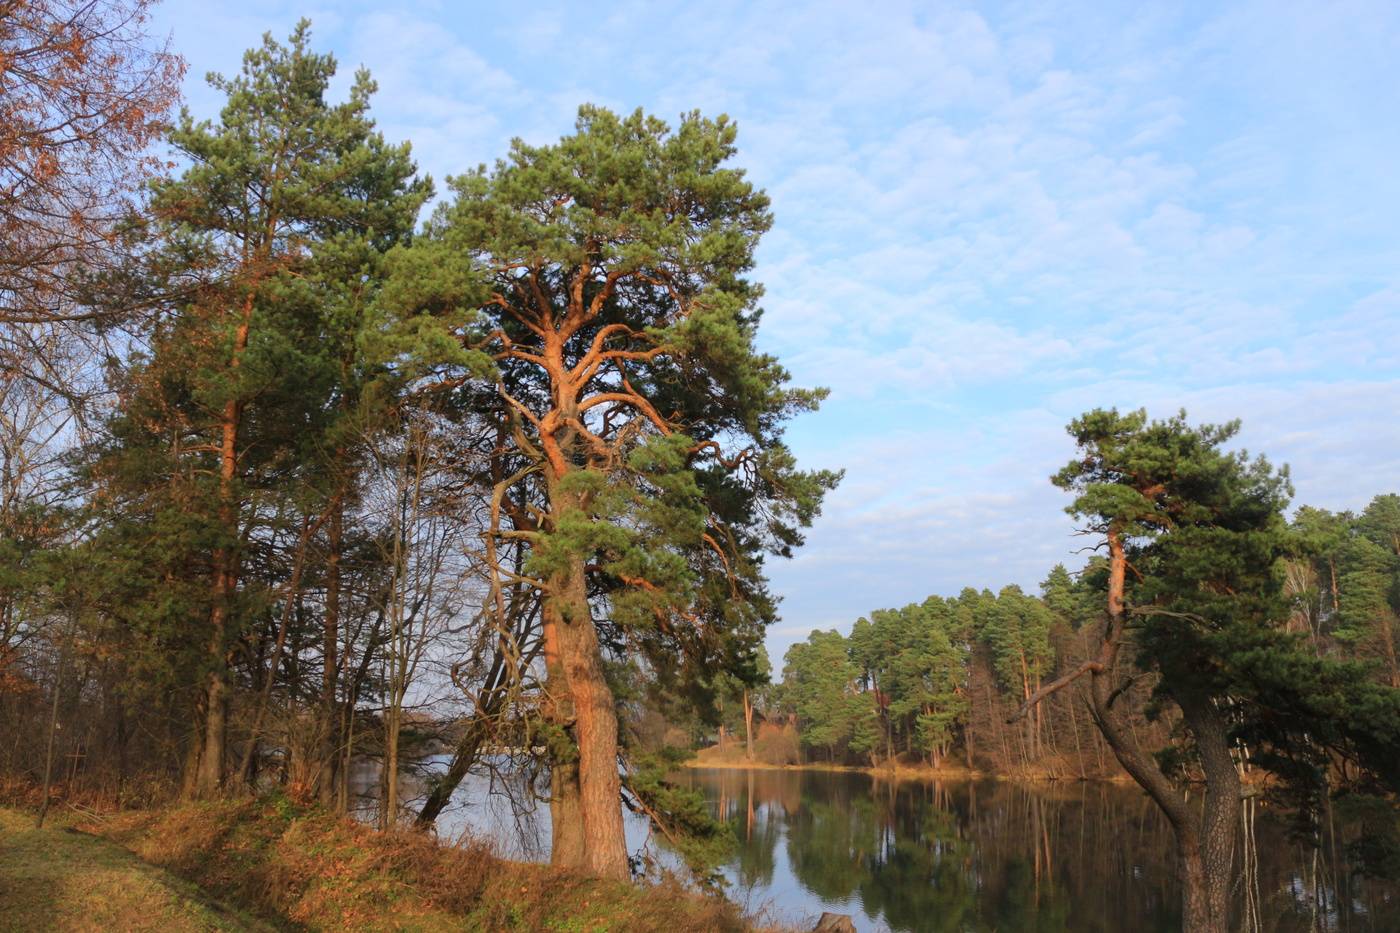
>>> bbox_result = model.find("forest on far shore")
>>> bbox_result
[690,498,1400,779]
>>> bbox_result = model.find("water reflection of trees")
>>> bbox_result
[687,769,1399,933]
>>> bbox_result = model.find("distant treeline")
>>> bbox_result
[761,493,1400,778]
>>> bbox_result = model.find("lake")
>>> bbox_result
[353,761,1400,932]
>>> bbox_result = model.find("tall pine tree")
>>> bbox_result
[90,22,427,797]
[406,106,837,875]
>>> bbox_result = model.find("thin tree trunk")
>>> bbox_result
[319,497,344,805]
[194,291,254,799]
[1375,610,1400,688]
[35,635,65,829]
[957,686,973,770]
[239,508,329,784]
[416,670,504,828]
[1067,689,1087,779]
[415,717,487,829]
[743,688,755,761]
[384,702,400,829]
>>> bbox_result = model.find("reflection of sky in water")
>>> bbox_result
[349,754,676,866]
[352,761,1399,933]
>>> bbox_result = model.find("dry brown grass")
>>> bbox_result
[0,808,267,931]
[74,796,758,932]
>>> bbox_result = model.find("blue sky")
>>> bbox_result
[152,1,1400,658]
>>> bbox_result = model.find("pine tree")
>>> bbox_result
[782,630,866,762]
[89,22,428,797]
[407,106,837,875]
[1025,408,1400,932]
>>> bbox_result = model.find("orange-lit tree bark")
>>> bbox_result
[413,106,837,877]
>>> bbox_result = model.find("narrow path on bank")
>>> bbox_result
[0,808,269,932]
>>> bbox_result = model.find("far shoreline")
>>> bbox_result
[681,753,1141,784]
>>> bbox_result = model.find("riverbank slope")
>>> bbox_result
[0,799,753,932]
[0,807,266,931]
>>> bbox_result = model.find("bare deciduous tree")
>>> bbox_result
[1,0,183,326]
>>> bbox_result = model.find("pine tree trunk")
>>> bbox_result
[1179,846,1215,933]
[1178,691,1240,930]
[194,292,254,799]
[194,612,229,798]
[1093,528,1228,933]
[542,602,586,868]
[555,557,629,879]
[743,688,755,761]
[962,687,975,769]
[196,518,235,798]
[550,755,586,867]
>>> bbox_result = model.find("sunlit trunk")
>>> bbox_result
[542,604,586,868]
[743,688,755,761]
[555,555,628,879]
[1093,528,1231,933]
[193,292,253,799]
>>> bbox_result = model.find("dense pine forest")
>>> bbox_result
[3,4,1400,933]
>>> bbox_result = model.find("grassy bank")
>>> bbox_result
[0,799,755,932]
[0,808,267,931]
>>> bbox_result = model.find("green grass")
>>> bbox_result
[0,808,269,932]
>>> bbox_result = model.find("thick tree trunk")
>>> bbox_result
[1178,691,1240,930]
[195,657,228,796]
[555,558,628,879]
[542,602,586,868]
[194,552,232,797]
[550,755,586,868]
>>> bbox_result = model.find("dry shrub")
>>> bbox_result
[753,723,800,766]
[694,722,801,767]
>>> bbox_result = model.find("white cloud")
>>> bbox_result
[148,0,1400,659]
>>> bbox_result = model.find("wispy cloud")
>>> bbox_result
[151,0,1400,658]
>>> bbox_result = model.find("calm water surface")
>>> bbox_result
[355,761,1399,932]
